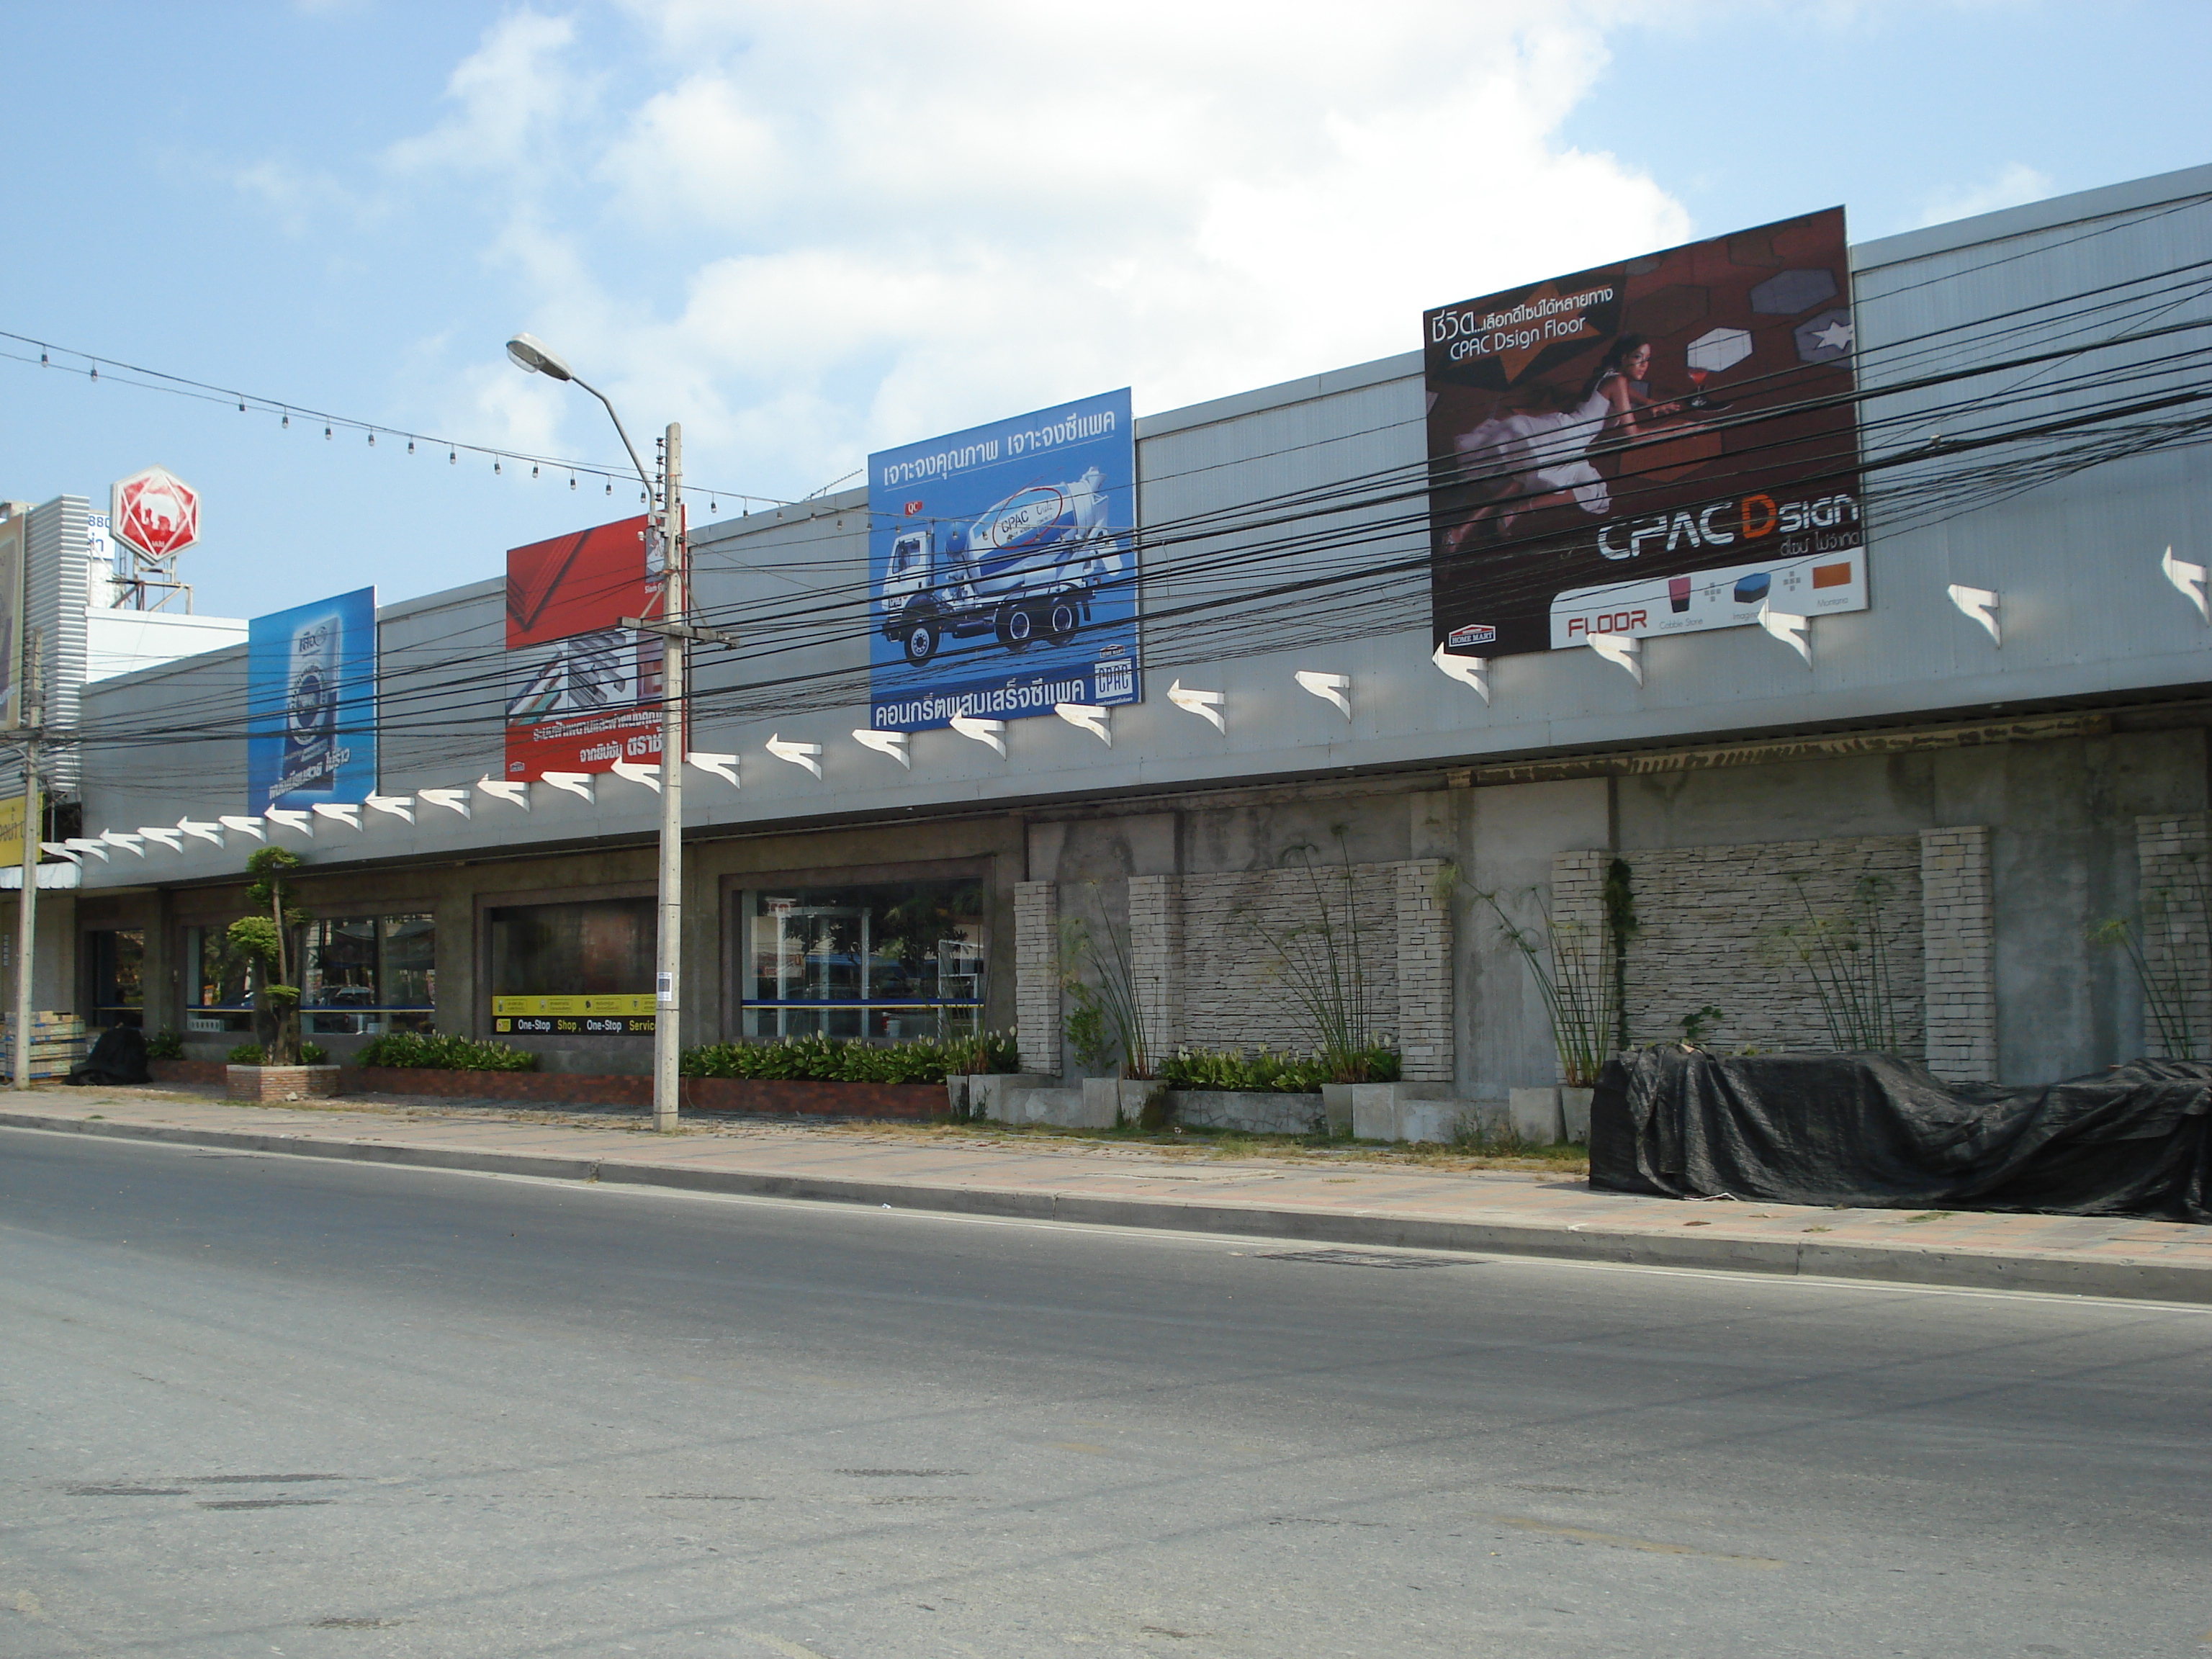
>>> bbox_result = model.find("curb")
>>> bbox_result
[6,1110,2207,1305]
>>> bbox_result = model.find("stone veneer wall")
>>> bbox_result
[1128,875,1182,1067]
[1920,826,1997,1080]
[2135,812,2211,1060]
[1013,881,1059,1072]
[1557,836,1927,1058]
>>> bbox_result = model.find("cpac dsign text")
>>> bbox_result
[1598,492,1859,562]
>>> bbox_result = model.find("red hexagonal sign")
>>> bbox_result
[111,465,201,562]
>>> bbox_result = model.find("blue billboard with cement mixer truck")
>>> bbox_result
[867,387,1138,732]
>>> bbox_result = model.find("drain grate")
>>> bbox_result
[199,1498,336,1511]
[835,1469,965,1478]
[66,1485,187,1497]
[1257,1249,1478,1269]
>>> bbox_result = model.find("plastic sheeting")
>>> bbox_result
[1589,1048,2212,1223]
[67,1025,150,1087]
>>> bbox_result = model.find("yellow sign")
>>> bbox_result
[491,994,657,1017]
[0,796,24,868]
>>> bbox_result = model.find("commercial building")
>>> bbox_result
[33,163,2212,1093]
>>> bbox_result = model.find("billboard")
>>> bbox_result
[247,587,377,811]
[1426,209,1864,658]
[503,516,665,781]
[866,388,1138,731]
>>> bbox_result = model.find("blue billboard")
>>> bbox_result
[867,388,1138,731]
[247,586,377,811]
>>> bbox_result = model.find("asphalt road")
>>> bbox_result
[1,1128,2208,1659]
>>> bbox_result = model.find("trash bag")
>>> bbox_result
[1589,1046,2212,1223]
[66,1024,152,1087]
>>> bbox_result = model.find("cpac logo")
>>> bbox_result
[1598,492,1859,562]
[112,465,202,561]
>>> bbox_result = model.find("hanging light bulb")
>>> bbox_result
[407,439,415,455]
[709,497,717,513]
[494,458,502,475]
[449,449,457,464]
[282,413,289,428]
[323,425,332,440]
[604,480,612,495]
[238,400,246,413]
[569,474,576,490]
[531,464,539,480]
[367,431,375,447]
[88,366,97,382]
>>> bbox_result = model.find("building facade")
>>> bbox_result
[31,165,2212,1090]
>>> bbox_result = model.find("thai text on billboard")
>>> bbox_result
[503,516,665,781]
[866,388,1138,731]
[1426,208,1865,658]
[247,587,378,811]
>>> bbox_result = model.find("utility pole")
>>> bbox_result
[504,337,734,1133]
[14,629,42,1090]
[620,429,737,1131]
[653,426,684,1133]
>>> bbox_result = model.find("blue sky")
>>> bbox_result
[0,1,2204,619]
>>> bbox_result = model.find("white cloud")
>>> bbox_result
[390,1,1692,500]
[1915,161,2056,229]
[385,10,586,176]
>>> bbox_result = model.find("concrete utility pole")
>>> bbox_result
[652,425,684,1133]
[505,336,735,1133]
[14,629,42,1090]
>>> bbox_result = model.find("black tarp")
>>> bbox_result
[66,1025,151,1087]
[1589,1047,2212,1223]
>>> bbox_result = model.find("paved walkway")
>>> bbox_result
[6,1084,2211,1303]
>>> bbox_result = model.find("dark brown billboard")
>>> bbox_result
[1426,208,1865,659]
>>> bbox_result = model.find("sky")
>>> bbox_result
[1,0,2206,619]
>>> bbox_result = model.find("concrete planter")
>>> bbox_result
[1082,1077,1164,1128]
[1506,1086,1593,1143]
[1169,1091,1327,1136]
[227,1064,341,1102]
[1318,1084,1354,1136]
[957,1073,1055,1121]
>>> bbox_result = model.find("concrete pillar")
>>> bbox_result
[1127,873,1181,1068]
[2133,812,2210,1059]
[1394,859,1452,1082]
[1920,825,1996,1080]
[1014,880,1059,1074]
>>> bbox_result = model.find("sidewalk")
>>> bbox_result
[7,1084,2212,1303]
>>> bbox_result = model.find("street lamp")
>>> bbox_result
[508,332,706,1133]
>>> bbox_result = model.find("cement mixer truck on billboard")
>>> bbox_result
[867,389,1140,731]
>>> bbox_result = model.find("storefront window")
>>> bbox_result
[488,898,656,1035]
[86,929,144,1030]
[184,914,436,1036]
[742,879,984,1040]
[300,914,437,1035]
[183,924,257,1035]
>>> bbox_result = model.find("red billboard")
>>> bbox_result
[503,516,665,781]
[1426,208,1865,658]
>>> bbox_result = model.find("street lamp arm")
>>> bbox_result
[571,374,655,503]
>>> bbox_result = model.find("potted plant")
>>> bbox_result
[222,846,341,1102]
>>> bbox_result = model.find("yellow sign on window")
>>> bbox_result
[490,993,657,1017]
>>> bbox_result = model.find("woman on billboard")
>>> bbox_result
[1444,334,1685,549]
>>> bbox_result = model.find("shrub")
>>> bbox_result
[145,1030,184,1061]
[226,1042,328,1065]
[1160,1044,1401,1093]
[680,1031,1019,1086]
[355,1031,539,1071]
